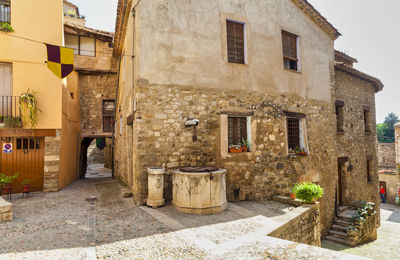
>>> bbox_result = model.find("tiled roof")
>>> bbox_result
[113,0,341,57]
[335,50,358,64]
[335,63,384,93]
[64,22,114,42]
[291,0,341,40]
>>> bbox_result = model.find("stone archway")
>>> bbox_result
[79,137,94,179]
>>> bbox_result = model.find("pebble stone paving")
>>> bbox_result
[0,177,370,259]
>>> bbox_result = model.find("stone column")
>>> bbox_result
[43,130,61,192]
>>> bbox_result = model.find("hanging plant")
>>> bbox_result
[19,89,42,129]
[0,22,14,33]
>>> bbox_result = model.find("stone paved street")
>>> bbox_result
[323,203,400,260]
[0,179,368,259]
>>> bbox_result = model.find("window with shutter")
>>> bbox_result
[366,158,372,182]
[65,35,96,57]
[335,101,344,132]
[363,107,371,133]
[282,31,299,71]
[103,100,115,132]
[287,118,300,149]
[226,20,245,64]
[0,0,10,23]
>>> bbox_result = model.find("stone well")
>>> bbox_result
[172,168,227,214]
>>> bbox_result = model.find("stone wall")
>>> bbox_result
[115,83,338,235]
[104,138,113,169]
[395,123,400,165]
[0,197,12,223]
[378,143,396,169]
[87,141,104,165]
[269,202,321,246]
[378,171,400,203]
[79,72,117,136]
[334,70,380,220]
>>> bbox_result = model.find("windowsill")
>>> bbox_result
[227,61,247,66]
[365,131,372,135]
[284,68,301,74]
[228,152,251,154]
[337,130,345,134]
[367,180,374,184]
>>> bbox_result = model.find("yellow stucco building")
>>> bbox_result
[0,0,80,193]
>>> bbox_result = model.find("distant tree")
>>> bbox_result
[377,113,399,143]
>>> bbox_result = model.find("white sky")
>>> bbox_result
[72,0,398,123]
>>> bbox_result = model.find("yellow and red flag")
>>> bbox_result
[45,44,74,79]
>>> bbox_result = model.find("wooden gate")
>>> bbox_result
[0,137,45,194]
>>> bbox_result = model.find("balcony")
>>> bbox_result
[0,1,13,32]
[0,96,22,128]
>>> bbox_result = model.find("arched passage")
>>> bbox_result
[79,137,113,179]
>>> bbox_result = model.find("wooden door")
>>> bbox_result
[0,137,45,194]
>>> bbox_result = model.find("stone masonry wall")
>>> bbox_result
[115,83,338,235]
[87,141,104,165]
[335,70,380,224]
[378,143,396,169]
[269,203,321,246]
[79,73,117,136]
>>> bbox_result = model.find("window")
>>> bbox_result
[0,0,10,23]
[335,101,344,132]
[226,20,245,64]
[0,63,12,117]
[16,138,40,150]
[364,106,371,133]
[282,31,299,71]
[366,157,372,182]
[285,112,307,152]
[65,35,96,57]
[103,100,115,132]
[228,116,251,152]
[119,115,122,135]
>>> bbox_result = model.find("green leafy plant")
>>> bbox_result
[4,117,22,128]
[229,144,242,149]
[241,138,249,147]
[0,173,19,187]
[288,146,307,159]
[292,182,323,203]
[19,89,42,129]
[21,179,31,186]
[0,22,14,32]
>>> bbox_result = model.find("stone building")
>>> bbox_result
[377,124,400,204]
[112,0,383,237]
[63,1,118,177]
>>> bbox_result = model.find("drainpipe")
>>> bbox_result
[111,56,122,179]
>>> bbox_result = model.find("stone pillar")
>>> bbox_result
[146,167,165,208]
[43,130,61,192]
[395,123,400,165]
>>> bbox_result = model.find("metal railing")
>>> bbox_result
[0,3,10,23]
[0,96,22,126]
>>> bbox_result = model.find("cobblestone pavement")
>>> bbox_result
[0,178,367,259]
[322,203,400,260]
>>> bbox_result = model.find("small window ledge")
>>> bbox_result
[337,130,345,134]
[284,68,302,74]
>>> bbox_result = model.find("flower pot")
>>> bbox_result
[290,192,296,200]
[242,146,248,152]
[229,147,243,153]
[23,184,30,193]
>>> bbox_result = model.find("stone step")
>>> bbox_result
[331,224,347,232]
[334,219,352,227]
[337,215,353,222]
[328,229,347,239]
[325,235,354,247]
[338,206,351,213]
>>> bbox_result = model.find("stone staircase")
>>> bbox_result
[325,206,356,246]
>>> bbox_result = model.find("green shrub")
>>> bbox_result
[0,22,14,32]
[292,182,323,203]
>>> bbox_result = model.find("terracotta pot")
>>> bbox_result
[229,147,243,153]
[242,146,248,152]
[23,184,30,193]
[290,192,296,200]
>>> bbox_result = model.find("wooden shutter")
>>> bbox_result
[228,117,247,145]
[103,100,115,132]
[227,21,245,64]
[287,118,300,149]
[282,31,298,60]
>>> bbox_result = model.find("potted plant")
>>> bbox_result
[4,116,22,128]
[292,182,323,204]
[21,179,31,193]
[241,138,249,152]
[19,89,42,129]
[229,144,242,153]
[0,173,19,191]
[290,188,296,200]
[346,226,358,237]
[0,22,14,33]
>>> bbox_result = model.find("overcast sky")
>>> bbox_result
[71,0,398,123]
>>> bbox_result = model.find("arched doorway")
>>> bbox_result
[79,137,112,179]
